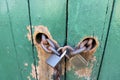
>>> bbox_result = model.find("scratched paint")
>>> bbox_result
[75,56,96,79]
[66,37,99,79]
[30,64,39,80]
[65,56,96,79]
[26,26,99,80]
[27,25,66,80]
[27,76,31,80]
[33,26,57,80]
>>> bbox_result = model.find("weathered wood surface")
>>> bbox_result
[29,0,66,80]
[98,0,120,80]
[66,0,114,80]
[0,0,120,80]
[0,0,35,80]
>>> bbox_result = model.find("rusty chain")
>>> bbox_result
[40,34,94,80]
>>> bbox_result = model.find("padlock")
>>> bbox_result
[46,50,67,68]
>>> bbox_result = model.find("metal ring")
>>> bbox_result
[62,46,74,52]
[46,39,55,48]
[86,44,92,51]
[42,34,47,41]
[41,41,52,53]
[48,46,60,56]
[87,38,93,46]
[72,47,86,55]
[57,47,64,52]
[57,46,71,59]
[78,40,88,49]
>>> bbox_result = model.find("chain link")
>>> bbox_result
[40,34,61,80]
[40,34,59,53]
[40,34,94,57]
[40,34,94,80]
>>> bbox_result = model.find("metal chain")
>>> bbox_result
[40,34,94,80]
[40,34,59,54]
[41,34,94,57]
[53,64,61,80]
[40,34,61,80]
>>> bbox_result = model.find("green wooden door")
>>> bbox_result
[98,0,120,80]
[0,0,36,80]
[0,0,120,80]
[66,0,114,80]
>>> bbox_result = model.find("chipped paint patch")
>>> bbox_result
[26,26,32,42]
[26,25,59,80]
[66,56,96,79]
[30,64,37,79]
[27,76,31,80]
[75,56,96,79]
[26,25,99,79]
[80,37,99,61]
[30,64,40,80]
[33,26,57,80]
[75,68,92,78]
[66,37,98,79]
[24,63,28,67]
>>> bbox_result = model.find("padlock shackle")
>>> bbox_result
[60,50,67,58]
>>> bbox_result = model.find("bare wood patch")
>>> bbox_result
[26,25,99,79]
[24,63,28,67]
[26,26,32,42]
[27,25,66,80]
[66,37,98,79]
[27,76,31,80]
[32,26,56,80]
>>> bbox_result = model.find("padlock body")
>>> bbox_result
[46,50,66,68]
[46,54,61,68]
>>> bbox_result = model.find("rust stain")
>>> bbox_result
[26,26,32,42]
[75,68,92,78]
[66,55,96,79]
[66,37,98,79]
[27,25,65,80]
[33,26,58,80]
[26,25,99,79]
[75,68,91,80]
[30,64,37,79]
[80,37,99,61]
[75,56,96,79]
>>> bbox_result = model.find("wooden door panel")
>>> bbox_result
[0,0,119,80]
[66,0,114,80]
[29,0,66,44]
[0,0,35,80]
[99,0,120,80]
[29,0,66,79]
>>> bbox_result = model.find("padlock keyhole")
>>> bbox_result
[35,33,48,44]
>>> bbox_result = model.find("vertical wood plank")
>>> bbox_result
[29,0,66,45]
[29,0,66,80]
[0,1,21,80]
[67,0,114,79]
[99,0,120,80]
[0,0,35,80]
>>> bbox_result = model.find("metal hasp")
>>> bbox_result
[46,50,67,68]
